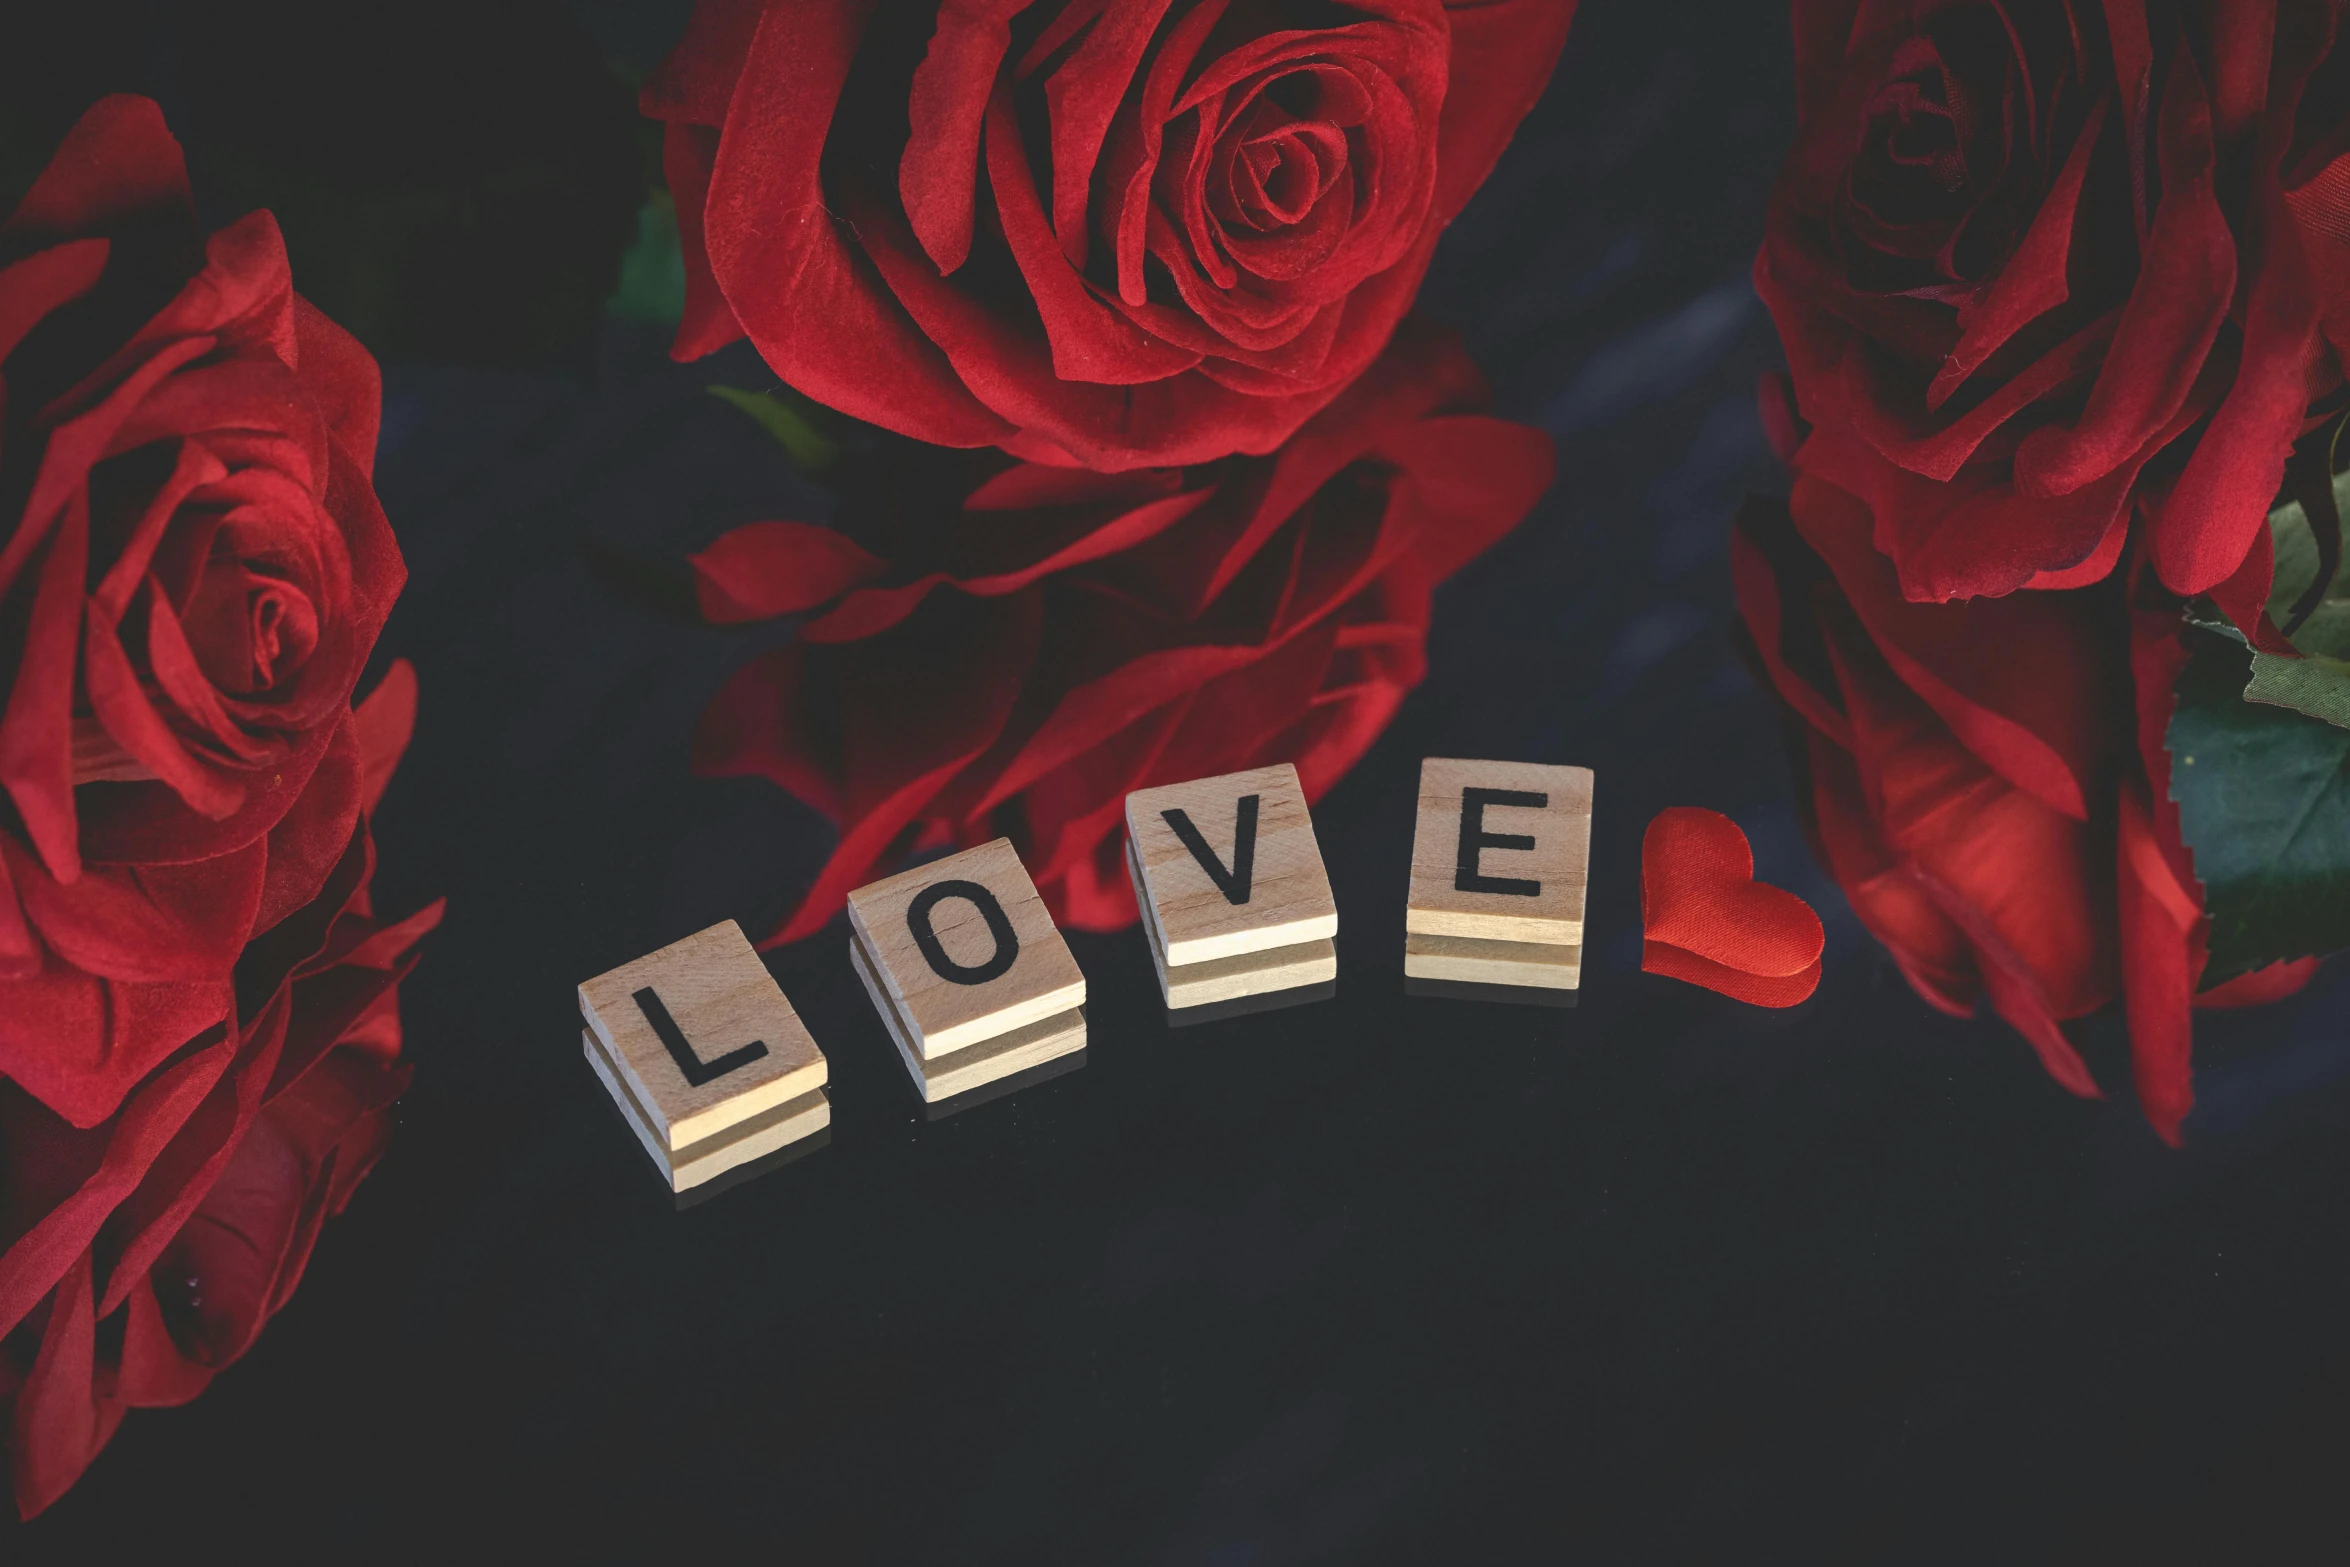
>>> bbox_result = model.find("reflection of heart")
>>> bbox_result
[1641,808,1823,1008]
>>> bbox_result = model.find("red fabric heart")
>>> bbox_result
[1641,807,1824,1007]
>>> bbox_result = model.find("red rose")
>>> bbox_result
[0,97,406,1131]
[1759,1,2350,607]
[1734,461,2313,1142]
[690,320,1552,937]
[0,660,440,1519]
[642,0,1576,471]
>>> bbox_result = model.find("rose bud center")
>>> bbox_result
[1833,5,2045,301]
[1214,91,1352,232]
[1855,36,1980,229]
[186,554,320,698]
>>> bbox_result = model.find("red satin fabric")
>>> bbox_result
[1641,807,1825,1008]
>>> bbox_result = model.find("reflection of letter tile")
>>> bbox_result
[1125,763,1337,965]
[585,1030,830,1193]
[846,839,1086,1060]
[1407,758,1594,946]
[578,920,828,1153]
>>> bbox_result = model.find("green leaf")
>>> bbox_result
[2245,647,2350,728]
[2238,460,2350,726]
[604,191,686,325]
[708,385,842,474]
[2168,629,2350,981]
[2269,472,2346,635]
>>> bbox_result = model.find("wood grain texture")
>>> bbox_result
[1125,762,1337,965]
[1129,836,1337,1008]
[578,919,828,1151]
[846,838,1087,1059]
[1406,758,1594,945]
[585,1029,830,1192]
[851,936,1085,1103]
[1403,931,1583,989]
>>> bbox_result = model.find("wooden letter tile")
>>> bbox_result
[578,919,830,1191]
[1402,931,1582,990]
[850,939,1086,1103]
[1125,764,1337,964]
[1124,763,1337,1010]
[585,1030,831,1192]
[1405,758,1593,992]
[846,839,1086,1102]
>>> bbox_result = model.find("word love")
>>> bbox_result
[578,758,1595,1192]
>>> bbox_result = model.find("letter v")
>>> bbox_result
[1162,795,1259,905]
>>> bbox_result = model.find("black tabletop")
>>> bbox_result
[17,3,2350,1560]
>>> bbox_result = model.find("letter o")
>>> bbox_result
[906,879,1019,986]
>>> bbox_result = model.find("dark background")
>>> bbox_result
[11,1,2350,1560]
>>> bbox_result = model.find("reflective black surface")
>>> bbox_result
[20,2,2350,1559]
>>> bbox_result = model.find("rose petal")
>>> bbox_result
[661,123,743,360]
[1103,0,1233,307]
[1432,0,1580,221]
[0,240,108,369]
[90,437,225,624]
[901,0,1030,275]
[2116,779,2196,1143]
[0,1026,234,1338]
[91,990,293,1322]
[2149,173,2322,594]
[1786,468,2118,820]
[249,719,363,937]
[2012,43,2233,497]
[1818,600,2107,1091]
[700,4,1015,448]
[1804,731,1980,1016]
[1040,0,1175,270]
[983,86,1202,384]
[1803,419,2139,601]
[43,212,296,426]
[81,587,248,823]
[2196,957,2321,1008]
[6,834,267,984]
[353,658,419,815]
[290,295,382,483]
[691,643,845,822]
[0,490,91,878]
[704,592,1045,944]
[2,95,190,244]
[0,333,211,603]
[9,1247,124,1519]
[1927,96,2107,409]
[690,519,891,624]
[638,0,762,125]
[0,965,233,1130]
[115,1274,214,1408]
